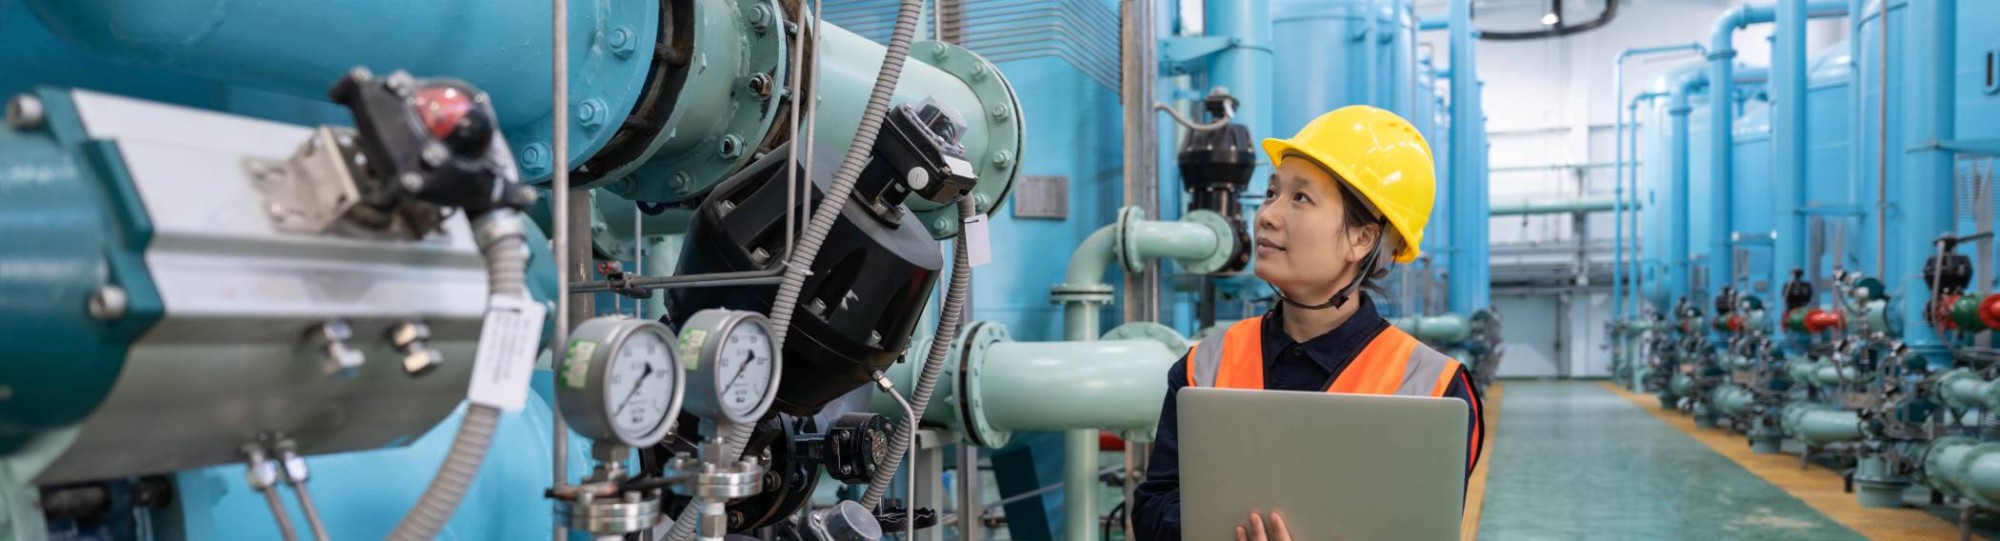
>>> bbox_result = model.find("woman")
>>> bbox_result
[1131,105,1484,540]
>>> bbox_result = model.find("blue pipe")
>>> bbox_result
[19,0,657,179]
[1705,5,1772,302]
[1669,71,1708,300]
[1705,1,1845,301]
[1899,0,1957,353]
[1774,1,1852,320]
[1447,0,1484,313]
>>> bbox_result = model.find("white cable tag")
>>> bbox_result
[963,213,992,267]
[468,294,547,411]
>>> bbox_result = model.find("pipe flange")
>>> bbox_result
[1174,210,1239,275]
[498,0,659,182]
[666,457,768,500]
[1114,207,1148,274]
[908,40,1025,239]
[957,321,1013,448]
[1049,283,1115,306]
[552,491,664,535]
[1102,322,1190,354]
[598,0,789,202]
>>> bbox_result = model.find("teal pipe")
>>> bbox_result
[1488,197,1617,216]
[641,235,680,320]
[1711,385,1756,416]
[1388,314,1472,343]
[978,340,1178,433]
[1920,437,2000,508]
[1934,368,2000,410]
[869,329,1178,446]
[1780,403,1864,444]
[1050,206,1231,541]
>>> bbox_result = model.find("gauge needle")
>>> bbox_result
[723,349,758,393]
[615,363,655,416]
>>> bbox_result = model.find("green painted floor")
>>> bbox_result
[1475,382,1865,541]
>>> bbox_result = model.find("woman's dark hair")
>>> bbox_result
[1330,173,1393,292]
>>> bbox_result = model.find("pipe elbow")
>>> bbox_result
[24,0,227,63]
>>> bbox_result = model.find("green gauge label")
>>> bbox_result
[679,329,707,371]
[561,340,598,389]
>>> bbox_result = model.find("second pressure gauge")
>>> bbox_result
[679,309,780,425]
[558,317,685,448]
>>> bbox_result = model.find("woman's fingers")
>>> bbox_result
[1237,525,1249,541]
[1268,512,1293,541]
[1249,512,1268,541]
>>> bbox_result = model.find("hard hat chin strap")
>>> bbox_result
[1274,242,1384,311]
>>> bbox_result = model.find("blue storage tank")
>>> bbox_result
[1641,63,1712,308]
[1733,92,1776,295]
[1270,0,1419,135]
[1806,44,1861,283]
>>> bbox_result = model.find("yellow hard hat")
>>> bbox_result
[1261,105,1436,263]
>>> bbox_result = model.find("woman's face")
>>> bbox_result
[1252,158,1380,300]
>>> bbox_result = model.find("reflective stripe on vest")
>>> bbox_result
[1186,317,1461,397]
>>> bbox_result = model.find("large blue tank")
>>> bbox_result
[1269,0,1420,136]
[1805,44,1861,283]
[1642,63,1713,308]
[1733,92,1776,295]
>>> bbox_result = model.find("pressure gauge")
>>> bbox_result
[558,317,685,448]
[679,309,781,425]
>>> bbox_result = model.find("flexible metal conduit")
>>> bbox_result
[386,210,531,541]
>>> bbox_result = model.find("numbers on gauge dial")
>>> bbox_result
[607,329,675,437]
[716,321,775,417]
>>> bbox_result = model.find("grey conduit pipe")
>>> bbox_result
[386,210,530,541]
[666,0,931,534]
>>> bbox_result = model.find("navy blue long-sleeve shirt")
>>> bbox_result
[1130,296,1485,540]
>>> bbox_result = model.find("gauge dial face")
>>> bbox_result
[606,328,677,440]
[714,319,775,419]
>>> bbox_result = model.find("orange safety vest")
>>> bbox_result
[1184,316,1480,471]
[1185,317,1462,397]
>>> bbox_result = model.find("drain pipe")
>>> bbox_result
[1050,206,1234,541]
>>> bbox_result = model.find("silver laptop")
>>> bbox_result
[1178,387,1469,541]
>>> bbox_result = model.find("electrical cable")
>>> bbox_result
[1153,101,1232,132]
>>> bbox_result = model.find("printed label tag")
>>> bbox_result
[964,213,992,267]
[467,295,547,410]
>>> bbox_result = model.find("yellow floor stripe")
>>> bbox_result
[1603,382,1976,541]
[1462,382,1503,541]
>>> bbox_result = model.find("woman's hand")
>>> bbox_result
[1235,511,1292,541]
